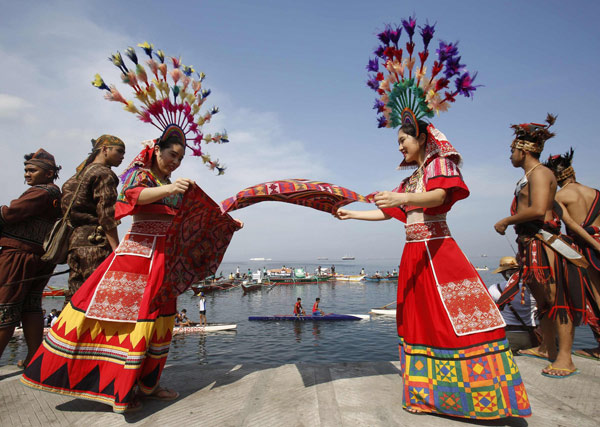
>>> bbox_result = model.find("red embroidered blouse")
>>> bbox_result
[381,157,469,223]
[115,169,182,220]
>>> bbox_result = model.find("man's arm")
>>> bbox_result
[0,188,50,225]
[558,201,600,252]
[105,228,119,251]
[93,173,120,249]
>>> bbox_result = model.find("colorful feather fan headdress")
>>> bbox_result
[545,147,575,182]
[511,114,557,154]
[92,42,228,175]
[367,17,480,135]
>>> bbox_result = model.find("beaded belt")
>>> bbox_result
[405,221,451,242]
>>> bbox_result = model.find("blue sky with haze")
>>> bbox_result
[1,0,598,262]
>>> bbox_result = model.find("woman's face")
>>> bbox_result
[154,143,185,177]
[398,129,425,164]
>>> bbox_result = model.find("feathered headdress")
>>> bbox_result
[511,114,557,154]
[92,42,228,175]
[367,16,480,135]
[545,147,575,182]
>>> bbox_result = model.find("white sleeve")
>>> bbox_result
[488,283,502,302]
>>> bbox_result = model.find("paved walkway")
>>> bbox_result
[0,355,598,426]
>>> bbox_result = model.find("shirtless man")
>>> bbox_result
[494,115,591,378]
[545,149,600,359]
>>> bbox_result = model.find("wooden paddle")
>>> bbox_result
[378,301,396,309]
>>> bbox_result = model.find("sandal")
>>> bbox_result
[125,397,143,413]
[572,348,600,360]
[518,348,553,361]
[145,386,179,401]
[541,364,579,379]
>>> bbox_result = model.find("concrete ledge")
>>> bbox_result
[0,356,598,426]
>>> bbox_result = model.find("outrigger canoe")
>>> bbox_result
[365,275,398,282]
[173,323,237,334]
[334,274,366,282]
[241,283,264,293]
[249,314,369,321]
[369,309,395,316]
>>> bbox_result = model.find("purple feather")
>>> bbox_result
[374,45,386,58]
[444,56,464,78]
[366,58,379,72]
[377,116,387,128]
[377,29,391,46]
[401,16,416,41]
[373,99,385,111]
[437,41,460,63]
[419,22,436,50]
[367,76,380,91]
[389,26,402,46]
[454,72,479,97]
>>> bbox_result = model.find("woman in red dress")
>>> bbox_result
[22,128,196,411]
[336,18,531,419]
[22,43,240,413]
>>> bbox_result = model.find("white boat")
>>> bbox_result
[346,314,370,320]
[369,309,395,316]
[341,255,355,260]
[475,266,489,271]
[173,323,237,334]
[334,274,366,282]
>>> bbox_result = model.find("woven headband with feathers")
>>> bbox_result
[545,147,574,177]
[367,16,480,133]
[511,114,557,146]
[92,42,228,175]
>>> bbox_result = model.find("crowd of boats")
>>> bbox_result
[187,266,400,295]
[40,267,400,299]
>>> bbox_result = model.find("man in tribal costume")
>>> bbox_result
[494,115,594,378]
[545,149,600,359]
[62,135,125,304]
[0,149,62,366]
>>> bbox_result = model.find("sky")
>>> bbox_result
[1,0,599,263]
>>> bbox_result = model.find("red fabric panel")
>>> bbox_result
[70,231,175,319]
[221,179,369,214]
[397,237,505,347]
[380,206,407,223]
[151,185,241,312]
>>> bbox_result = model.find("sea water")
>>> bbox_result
[1,256,595,366]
